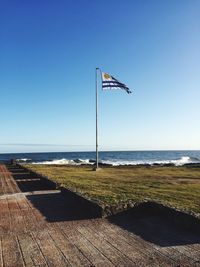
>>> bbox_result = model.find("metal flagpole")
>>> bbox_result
[95,67,99,170]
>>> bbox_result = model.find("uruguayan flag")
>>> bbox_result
[101,72,132,94]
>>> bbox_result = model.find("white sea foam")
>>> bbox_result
[101,156,200,166]
[17,158,31,162]
[29,156,200,166]
[73,158,91,164]
[151,156,200,166]
[170,156,200,166]
[32,158,94,165]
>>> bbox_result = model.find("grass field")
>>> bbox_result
[25,164,200,216]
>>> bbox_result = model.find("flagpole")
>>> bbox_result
[95,67,99,170]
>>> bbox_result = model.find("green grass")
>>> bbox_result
[25,164,200,216]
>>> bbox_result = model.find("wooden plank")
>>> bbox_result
[17,233,48,267]
[3,174,14,194]
[8,196,20,210]
[0,237,4,267]
[15,194,45,233]
[132,217,200,265]
[47,224,92,267]
[32,212,46,231]
[89,219,177,267]
[120,225,193,266]
[0,174,6,195]
[0,174,3,195]
[16,195,30,211]
[0,198,9,213]
[30,205,46,229]
[3,174,9,194]
[32,230,69,267]
[144,218,200,262]
[20,209,39,233]
[7,197,24,234]
[0,203,10,235]
[77,224,135,266]
[2,235,24,267]
[101,218,198,267]
[181,243,200,262]
[0,165,8,173]
[0,199,11,234]
[2,165,9,173]
[59,222,114,267]
[10,209,25,234]
[1,166,20,194]
[9,178,20,194]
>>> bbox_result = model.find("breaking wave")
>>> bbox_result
[16,158,31,162]
[31,158,94,165]
[170,156,200,166]
[101,156,200,166]
[27,156,200,166]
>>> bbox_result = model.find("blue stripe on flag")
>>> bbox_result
[102,81,127,87]
[103,84,129,88]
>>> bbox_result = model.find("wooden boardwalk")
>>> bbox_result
[0,164,200,267]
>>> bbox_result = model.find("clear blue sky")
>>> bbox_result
[0,0,200,153]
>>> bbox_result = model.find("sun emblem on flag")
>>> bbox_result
[104,73,110,79]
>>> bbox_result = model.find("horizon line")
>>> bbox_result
[1,149,200,155]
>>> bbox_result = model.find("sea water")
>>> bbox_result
[0,150,200,166]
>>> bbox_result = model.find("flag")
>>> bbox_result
[101,72,132,94]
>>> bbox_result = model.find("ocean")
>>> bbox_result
[0,150,200,166]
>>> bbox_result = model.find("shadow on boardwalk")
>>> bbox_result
[27,192,96,222]
[108,207,200,247]
[7,163,99,222]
